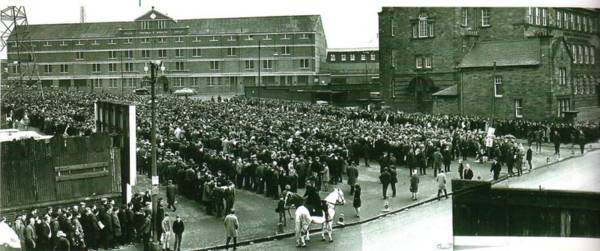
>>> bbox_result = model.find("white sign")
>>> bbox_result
[487,127,496,137]
[152,175,159,185]
[485,136,494,147]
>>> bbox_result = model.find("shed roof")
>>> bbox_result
[458,40,540,68]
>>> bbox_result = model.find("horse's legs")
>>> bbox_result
[327,222,333,242]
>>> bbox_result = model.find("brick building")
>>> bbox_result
[320,48,379,85]
[5,7,327,95]
[379,7,599,120]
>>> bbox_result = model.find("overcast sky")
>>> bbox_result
[1,0,599,59]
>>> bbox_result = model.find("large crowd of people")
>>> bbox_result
[2,88,599,250]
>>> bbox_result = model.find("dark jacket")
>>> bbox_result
[167,184,177,203]
[172,220,185,235]
[111,214,122,237]
[379,170,391,184]
[55,236,70,251]
[463,169,474,180]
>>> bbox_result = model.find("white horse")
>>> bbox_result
[0,221,21,250]
[294,188,345,247]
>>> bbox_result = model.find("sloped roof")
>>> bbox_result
[135,7,173,21]
[9,14,322,41]
[458,40,541,68]
[432,85,458,96]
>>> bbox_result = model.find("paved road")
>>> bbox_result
[494,150,600,192]
[237,150,600,251]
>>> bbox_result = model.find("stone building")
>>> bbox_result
[5,7,327,95]
[320,48,379,85]
[379,7,599,120]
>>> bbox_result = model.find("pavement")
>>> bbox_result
[123,140,598,251]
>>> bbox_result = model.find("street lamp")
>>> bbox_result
[143,60,165,244]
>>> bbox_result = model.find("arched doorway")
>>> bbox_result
[407,76,438,113]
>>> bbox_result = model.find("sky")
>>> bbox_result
[1,0,599,59]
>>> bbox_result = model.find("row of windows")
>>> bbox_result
[570,45,596,65]
[415,55,433,69]
[10,33,314,48]
[329,53,376,62]
[528,8,597,33]
[461,8,491,27]
[71,46,304,60]
[89,76,312,88]
[573,75,597,95]
[38,59,311,73]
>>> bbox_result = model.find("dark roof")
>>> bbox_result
[10,14,323,41]
[432,85,458,96]
[458,40,540,68]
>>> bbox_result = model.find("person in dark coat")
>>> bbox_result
[552,130,561,159]
[379,168,391,199]
[346,162,359,195]
[167,180,177,211]
[526,146,533,171]
[353,184,362,218]
[409,170,419,200]
[388,166,398,197]
[25,218,36,251]
[463,164,474,180]
[172,216,185,251]
[99,206,114,249]
[490,159,502,180]
[457,159,464,179]
[141,214,152,251]
[111,208,122,248]
[54,231,70,251]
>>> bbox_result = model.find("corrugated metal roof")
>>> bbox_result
[10,14,322,41]
[458,40,540,68]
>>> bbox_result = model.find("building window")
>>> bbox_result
[350,54,356,61]
[76,40,83,46]
[341,54,346,61]
[43,41,51,47]
[583,16,588,32]
[109,51,117,59]
[391,20,396,37]
[300,33,310,39]
[210,36,218,42]
[142,38,150,44]
[227,48,236,56]
[557,10,562,28]
[570,13,575,30]
[577,16,581,31]
[371,54,376,61]
[282,34,290,40]
[462,8,469,26]
[44,65,52,73]
[75,51,84,60]
[108,39,116,45]
[514,99,523,118]
[263,60,273,69]
[245,60,254,69]
[175,49,183,57]
[246,35,253,40]
[415,56,423,69]
[142,50,150,58]
[528,7,534,24]
[109,79,118,88]
[494,76,503,97]
[264,34,271,40]
[541,8,547,26]
[558,98,570,117]
[193,36,201,42]
[124,50,133,59]
[92,63,101,73]
[572,45,577,63]
[418,15,428,37]
[412,22,418,38]
[584,46,589,64]
[92,79,103,88]
[60,64,69,73]
[175,62,185,71]
[157,20,167,29]
[124,38,132,44]
[281,46,291,55]
[210,61,219,70]
[424,56,432,69]
[361,54,366,61]
[108,63,117,72]
[591,47,595,64]
[558,67,567,85]
[481,8,491,27]
[158,49,167,58]
[176,37,183,43]
[300,59,310,69]
[578,45,583,64]
[208,77,219,86]
[330,54,336,62]
[227,36,235,41]
[174,78,184,87]
[192,48,201,57]
[124,63,134,72]
[159,37,166,43]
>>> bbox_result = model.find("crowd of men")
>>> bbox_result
[2,88,599,250]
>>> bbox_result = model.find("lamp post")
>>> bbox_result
[257,39,261,99]
[143,60,165,245]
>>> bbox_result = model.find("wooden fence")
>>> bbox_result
[0,132,121,211]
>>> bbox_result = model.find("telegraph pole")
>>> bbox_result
[257,39,261,99]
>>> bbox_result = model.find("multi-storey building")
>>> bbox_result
[379,7,599,120]
[320,48,379,85]
[6,7,327,94]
